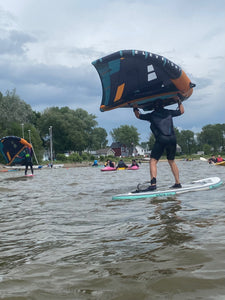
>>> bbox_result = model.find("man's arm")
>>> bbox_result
[133,105,152,120]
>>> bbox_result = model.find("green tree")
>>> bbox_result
[110,125,140,155]
[203,144,212,155]
[89,127,108,150]
[110,125,139,146]
[37,107,105,154]
[198,124,225,152]
[0,89,33,126]
[178,130,196,154]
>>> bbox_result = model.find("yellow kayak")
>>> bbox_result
[215,161,225,166]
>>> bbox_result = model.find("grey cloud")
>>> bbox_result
[68,46,106,60]
[0,57,101,110]
[209,56,224,60]
[189,76,213,90]
[0,59,93,86]
[0,29,36,55]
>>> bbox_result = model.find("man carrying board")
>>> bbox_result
[133,98,184,192]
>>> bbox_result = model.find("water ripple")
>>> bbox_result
[0,162,225,299]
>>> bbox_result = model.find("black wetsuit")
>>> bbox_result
[208,157,217,164]
[140,108,181,160]
[25,153,33,175]
[107,160,115,168]
[117,160,127,168]
[131,162,139,167]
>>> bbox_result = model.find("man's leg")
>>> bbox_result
[30,163,33,175]
[25,164,28,175]
[168,160,180,184]
[149,139,164,187]
[150,158,158,185]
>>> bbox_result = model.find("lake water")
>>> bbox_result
[0,160,225,299]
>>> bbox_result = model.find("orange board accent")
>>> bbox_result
[7,151,11,160]
[171,70,192,97]
[20,138,32,148]
[7,145,27,166]
[100,89,187,112]
[113,83,125,102]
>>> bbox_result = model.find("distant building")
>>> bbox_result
[133,145,145,156]
[176,144,182,153]
[111,142,129,157]
[95,148,115,157]
[197,151,204,155]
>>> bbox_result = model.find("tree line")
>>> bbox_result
[151,125,225,155]
[111,123,225,156]
[0,90,108,163]
[0,90,224,164]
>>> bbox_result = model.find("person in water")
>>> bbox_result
[105,159,115,168]
[92,159,98,166]
[130,159,139,167]
[116,159,128,169]
[216,155,224,162]
[208,155,217,164]
[133,98,184,191]
[24,147,33,175]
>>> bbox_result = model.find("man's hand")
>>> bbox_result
[177,98,184,114]
[133,104,140,118]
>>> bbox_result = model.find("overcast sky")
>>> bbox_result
[0,0,224,143]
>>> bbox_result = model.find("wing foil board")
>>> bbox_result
[112,177,222,200]
[92,49,195,112]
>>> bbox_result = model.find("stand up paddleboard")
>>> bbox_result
[112,177,222,200]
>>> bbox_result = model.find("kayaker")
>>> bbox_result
[106,160,115,168]
[116,159,128,169]
[216,155,224,162]
[208,155,217,164]
[92,159,98,166]
[130,159,139,167]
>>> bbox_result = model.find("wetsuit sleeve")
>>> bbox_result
[169,109,182,117]
[139,113,152,121]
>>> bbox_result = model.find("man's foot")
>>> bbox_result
[142,185,157,192]
[170,183,182,189]
[132,185,157,193]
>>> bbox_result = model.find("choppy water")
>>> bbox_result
[0,160,225,300]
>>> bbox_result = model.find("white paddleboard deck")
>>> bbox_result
[112,177,223,200]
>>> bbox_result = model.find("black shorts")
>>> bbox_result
[150,135,177,161]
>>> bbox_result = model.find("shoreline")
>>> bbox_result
[0,158,198,171]
[0,162,92,171]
